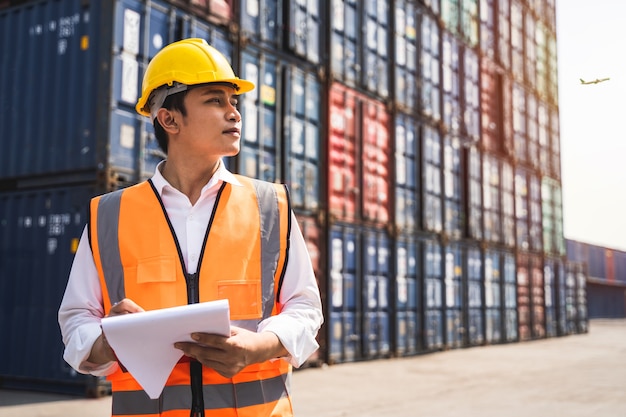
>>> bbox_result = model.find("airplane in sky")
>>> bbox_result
[580,77,610,85]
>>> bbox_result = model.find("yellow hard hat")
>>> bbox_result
[135,38,255,117]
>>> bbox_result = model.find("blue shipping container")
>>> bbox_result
[484,249,502,343]
[395,234,420,355]
[328,224,359,363]
[330,0,390,98]
[444,243,463,348]
[424,238,444,350]
[466,245,484,346]
[0,0,232,185]
[394,113,420,232]
[0,184,103,394]
[284,65,322,213]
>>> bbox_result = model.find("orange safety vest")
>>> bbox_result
[89,176,293,417]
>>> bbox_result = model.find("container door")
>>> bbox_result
[530,254,545,338]
[516,252,531,341]
[0,185,101,394]
[484,249,502,343]
[395,234,420,355]
[288,0,321,64]
[423,124,443,232]
[443,135,463,238]
[330,0,359,87]
[362,228,391,358]
[284,66,321,213]
[424,238,444,350]
[394,114,419,232]
[393,1,418,112]
[361,99,391,225]
[466,245,483,346]
[543,258,558,337]
[328,224,360,363]
[420,13,442,121]
[240,0,281,46]
[238,47,281,182]
[0,0,101,180]
[296,215,325,364]
[444,243,464,348]
[328,83,359,222]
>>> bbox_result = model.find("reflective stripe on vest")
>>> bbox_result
[112,373,291,415]
[89,176,293,417]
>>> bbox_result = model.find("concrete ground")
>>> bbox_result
[2,319,625,417]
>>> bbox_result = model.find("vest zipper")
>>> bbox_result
[186,272,199,305]
[186,272,204,417]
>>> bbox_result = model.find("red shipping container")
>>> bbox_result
[501,74,514,155]
[480,57,500,153]
[328,82,391,224]
[518,252,546,340]
[531,255,546,338]
[329,86,358,221]
[186,0,232,24]
[517,254,531,341]
[362,100,391,224]
[297,215,323,281]
[480,57,514,156]
[296,214,325,365]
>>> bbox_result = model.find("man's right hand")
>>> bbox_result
[88,298,145,364]
[107,298,145,317]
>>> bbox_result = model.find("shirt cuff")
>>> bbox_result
[259,319,320,368]
[63,322,119,376]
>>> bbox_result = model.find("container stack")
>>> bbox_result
[0,0,249,396]
[567,239,626,321]
[0,0,589,395]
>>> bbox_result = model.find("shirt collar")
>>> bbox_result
[150,159,242,197]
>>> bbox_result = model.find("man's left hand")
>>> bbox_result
[174,326,288,378]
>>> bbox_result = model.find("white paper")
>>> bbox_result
[101,299,230,399]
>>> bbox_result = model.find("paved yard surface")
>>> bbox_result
[2,319,625,417]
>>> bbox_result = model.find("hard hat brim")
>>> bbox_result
[136,78,255,118]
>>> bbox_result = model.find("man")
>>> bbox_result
[58,38,323,417]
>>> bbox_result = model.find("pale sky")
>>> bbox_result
[556,0,626,251]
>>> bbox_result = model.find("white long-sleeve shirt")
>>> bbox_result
[58,161,323,376]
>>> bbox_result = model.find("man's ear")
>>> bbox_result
[156,108,179,133]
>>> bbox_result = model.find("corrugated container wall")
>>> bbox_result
[566,239,626,319]
[0,0,238,189]
[0,185,101,394]
[1,0,595,388]
[327,82,391,226]
[566,262,589,333]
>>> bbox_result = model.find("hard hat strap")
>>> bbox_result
[148,82,189,121]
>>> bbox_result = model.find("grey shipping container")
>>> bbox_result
[586,282,626,319]
[0,183,106,395]
[0,0,234,188]
[565,239,626,319]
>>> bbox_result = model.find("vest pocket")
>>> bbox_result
[124,256,180,309]
[218,280,262,320]
[135,255,177,283]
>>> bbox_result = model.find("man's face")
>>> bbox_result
[176,84,243,158]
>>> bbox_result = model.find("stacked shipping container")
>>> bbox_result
[0,0,591,395]
[567,239,626,319]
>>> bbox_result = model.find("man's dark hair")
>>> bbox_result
[153,90,189,153]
